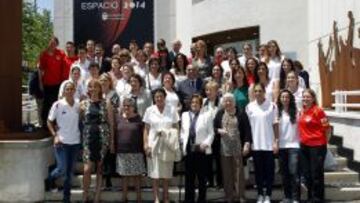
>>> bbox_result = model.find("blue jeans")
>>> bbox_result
[48,143,80,200]
[279,148,300,201]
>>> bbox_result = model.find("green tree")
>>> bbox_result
[22,1,53,70]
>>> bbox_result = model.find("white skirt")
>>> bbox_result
[147,156,174,179]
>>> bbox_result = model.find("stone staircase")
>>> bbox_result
[45,145,360,202]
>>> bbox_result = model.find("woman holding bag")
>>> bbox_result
[143,88,180,203]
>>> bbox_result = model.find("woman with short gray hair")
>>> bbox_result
[213,93,252,203]
[115,97,146,202]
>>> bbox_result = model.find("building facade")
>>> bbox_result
[54,0,360,99]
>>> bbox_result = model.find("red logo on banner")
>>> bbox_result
[101,0,132,46]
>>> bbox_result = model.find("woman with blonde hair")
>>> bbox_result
[193,39,213,79]
[80,79,115,202]
[99,73,120,190]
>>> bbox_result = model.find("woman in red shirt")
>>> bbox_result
[298,89,330,203]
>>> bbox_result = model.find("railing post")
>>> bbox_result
[334,90,340,113]
[344,91,348,112]
[339,91,344,113]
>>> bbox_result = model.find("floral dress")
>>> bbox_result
[82,100,110,162]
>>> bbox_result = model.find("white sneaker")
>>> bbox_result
[263,195,271,203]
[293,201,300,203]
[256,195,264,203]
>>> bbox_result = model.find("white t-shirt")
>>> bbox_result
[278,112,300,149]
[48,99,81,144]
[246,99,278,151]
[267,57,283,80]
[143,104,180,148]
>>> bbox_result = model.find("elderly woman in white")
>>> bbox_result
[143,88,180,203]
[180,94,214,203]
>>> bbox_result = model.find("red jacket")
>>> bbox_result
[299,104,329,146]
[39,48,65,86]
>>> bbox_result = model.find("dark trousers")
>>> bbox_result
[208,153,223,187]
[279,148,300,201]
[300,144,327,203]
[185,152,208,203]
[42,84,60,126]
[48,144,80,200]
[252,151,275,196]
[103,151,116,187]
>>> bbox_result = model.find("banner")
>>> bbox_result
[74,0,154,53]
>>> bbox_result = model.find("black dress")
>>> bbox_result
[82,100,110,162]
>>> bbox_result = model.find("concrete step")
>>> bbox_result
[45,186,360,202]
[56,169,359,188]
[73,154,348,174]
[328,144,338,155]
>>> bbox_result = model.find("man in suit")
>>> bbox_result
[95,43,111,74]
[169,39,182,64]
[178,64,203,112]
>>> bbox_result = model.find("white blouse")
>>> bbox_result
[143,104,180,148]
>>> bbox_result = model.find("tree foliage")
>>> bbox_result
[22,1,53,69]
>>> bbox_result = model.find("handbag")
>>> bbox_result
[158,128,182,162]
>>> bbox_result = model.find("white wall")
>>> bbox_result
[154,0,177,48]
[307,0,360,95]
[53,0,73,49]
[191,0,308,65]
[175,0,192,55]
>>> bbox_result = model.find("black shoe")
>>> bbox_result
[62,197,70,203]
[45,177,56,192]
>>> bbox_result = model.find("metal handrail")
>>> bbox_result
[332,90,360,113]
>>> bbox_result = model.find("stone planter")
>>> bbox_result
[0,132,52,202]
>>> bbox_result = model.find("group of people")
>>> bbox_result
[37,36,330,203]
